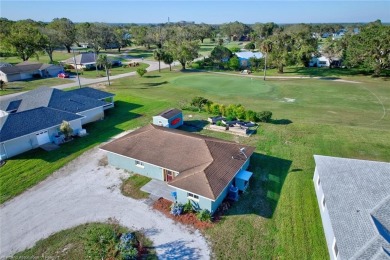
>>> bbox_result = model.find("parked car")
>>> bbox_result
[57,71,69,78]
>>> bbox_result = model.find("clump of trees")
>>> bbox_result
[186,97,273,123]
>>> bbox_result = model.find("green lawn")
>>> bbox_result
[14,222,156,259]
[69,62,149,79]
[121,174,151,199]
[1,70,389,259]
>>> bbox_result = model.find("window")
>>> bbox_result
[317,176,321,187]
[187,192,199,200]
[322,196,326,210]
[333,240,339,257]
[135,160,144,168]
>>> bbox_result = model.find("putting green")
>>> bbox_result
[171,74,274,97]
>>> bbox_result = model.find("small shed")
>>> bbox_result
[153,108,183,128]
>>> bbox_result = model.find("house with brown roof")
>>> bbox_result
[100,124,255,213]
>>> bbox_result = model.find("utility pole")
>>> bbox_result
[72,48,82,88]
[263,52,267,81]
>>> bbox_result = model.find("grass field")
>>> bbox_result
[1,69,389,259]
[121,174,151,199]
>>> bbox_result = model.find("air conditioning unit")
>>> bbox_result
[78,129,87,137]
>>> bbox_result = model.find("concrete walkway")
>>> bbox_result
[141,180,176,202]
[0,147,210,259]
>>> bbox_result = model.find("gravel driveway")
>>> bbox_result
[0,146,210,259]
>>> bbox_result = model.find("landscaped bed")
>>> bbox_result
[13,221,156,259]
[153,198,214,230]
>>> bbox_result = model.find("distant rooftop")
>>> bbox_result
[314,155,390,259]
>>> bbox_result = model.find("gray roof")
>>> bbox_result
[0,62,61,75]
[0,107,83,142]
[156,108,182,119]
[0,87,107,113]
[314,155,390,259]
[63,53,97,65]
[68,87,115,100]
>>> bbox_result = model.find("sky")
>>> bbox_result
[0,0,389,24]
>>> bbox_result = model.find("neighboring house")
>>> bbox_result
[0,87,115,159]
[235,51,263,68]
[63,53,121,70]
[313,155,390,260]
[152,108,183,128]
[101,124,255,213]
[0,62,63,82]
[309,56,342,68]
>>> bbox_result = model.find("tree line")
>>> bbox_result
[0,18,388,75]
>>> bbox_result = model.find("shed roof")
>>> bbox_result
[314,155,390,259]
[101,124,255,200]
[155,108,182,119]
[0,107,83,142]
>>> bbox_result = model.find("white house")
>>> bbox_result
[0,62,63,82]
[0,87,115,159]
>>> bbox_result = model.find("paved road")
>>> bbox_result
[0,58,170,101]
[0,147,210,259]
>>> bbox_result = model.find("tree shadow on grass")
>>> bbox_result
[223,153,292,218]
[270,119,293,125]
[155,240,202,260]
[140,81,168,88]
[144,75,161,78]
[5,101,143,163]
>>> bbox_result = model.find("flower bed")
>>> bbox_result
[153,198,214,230]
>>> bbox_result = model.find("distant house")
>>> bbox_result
[101,124,255,213]
[235,51,263,68]
[0,87,115,159]
[309,56,342,68]
[152,108,183,128]
[313,155,390,260]
[63,53,121,70]
[0,62,63,82]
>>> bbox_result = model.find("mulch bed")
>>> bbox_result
[153,198,216,230]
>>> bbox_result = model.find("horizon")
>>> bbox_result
[1,1,389,24]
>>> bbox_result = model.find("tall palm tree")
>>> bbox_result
[96,54,112,85]
[153,48,164,72]
[260,40,272,81]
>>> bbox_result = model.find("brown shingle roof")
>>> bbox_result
[100,124,255,200]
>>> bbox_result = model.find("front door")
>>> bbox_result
[163,169,175,182]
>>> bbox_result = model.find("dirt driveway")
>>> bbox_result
[0,146,210,259]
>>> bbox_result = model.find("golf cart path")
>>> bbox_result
[0,146,210,259]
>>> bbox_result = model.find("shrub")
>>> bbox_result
[60,120,73,140]
[246,110,259,122]
[229,56,240,71]
[85,225,117,259]
[229,46,241,53]
[257,111,273,122]
[216,120,226,127]
[117,233,137,260]
[191,61,204,69]
[209,103,221,115]
[244,42,256,50]
[183,200,194,213]
[136,67,147,77]
[32,73,41,79]
[190,96,209,112]
[170,202,183,216]
[196,209,212,222]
